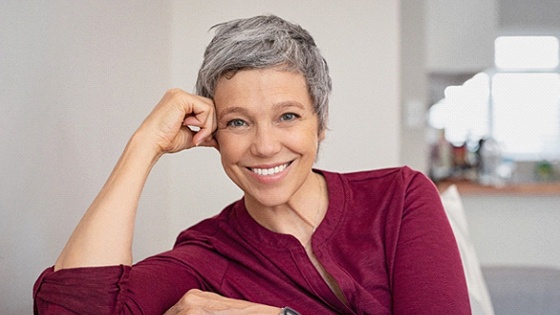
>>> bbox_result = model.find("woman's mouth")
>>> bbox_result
[249,162,291,176]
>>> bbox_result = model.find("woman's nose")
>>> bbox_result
[250,125,282,157]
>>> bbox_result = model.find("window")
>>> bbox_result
[429,36,560,161]
[495,36,559,70]
[492,72,560,160]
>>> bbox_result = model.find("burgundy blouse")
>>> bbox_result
[34,167,471,314]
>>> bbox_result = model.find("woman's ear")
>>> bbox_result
[212,134,220,152]
[318,128,326,142]
[212,130,220,152]
[198,131,220,151]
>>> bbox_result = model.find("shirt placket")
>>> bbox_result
[289,245,356,314]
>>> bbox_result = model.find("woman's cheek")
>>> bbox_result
[217,133,243,161]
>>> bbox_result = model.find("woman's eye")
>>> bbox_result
[226,119,247,128]
[280,113,299,121]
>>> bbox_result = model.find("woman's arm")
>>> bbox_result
[391,172,471,314]
[54,89,217,271]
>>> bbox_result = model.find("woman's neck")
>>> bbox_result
[245,172,328,245]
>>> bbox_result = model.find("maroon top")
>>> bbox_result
[34,167,471,314]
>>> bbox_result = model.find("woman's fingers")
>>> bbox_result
[182,112,216,147]
[163,289,282,315]
[138,89,217,154]
[175,91,217,149]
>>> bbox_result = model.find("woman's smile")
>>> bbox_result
[248,161,292,177]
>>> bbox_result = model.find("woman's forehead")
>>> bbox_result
[213,68,312,113]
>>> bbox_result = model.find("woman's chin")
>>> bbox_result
[243,188,293,210]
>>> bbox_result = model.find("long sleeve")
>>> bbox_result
[389,171,471,314]
[33,253,205,314]
[34,265,131,315]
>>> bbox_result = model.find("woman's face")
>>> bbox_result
[214,68,324,208]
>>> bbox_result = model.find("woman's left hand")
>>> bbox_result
[163,289,282,315]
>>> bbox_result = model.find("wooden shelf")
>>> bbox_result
[436,180,560,196]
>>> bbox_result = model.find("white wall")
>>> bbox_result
[1,1,401,313]
[400,1,429,172]
[426,0,497,73]
[0,1,173,314]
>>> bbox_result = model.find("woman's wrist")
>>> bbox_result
[279,307,301,315]
[128,128,165,166]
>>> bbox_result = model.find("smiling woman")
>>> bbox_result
[33,15,471,315]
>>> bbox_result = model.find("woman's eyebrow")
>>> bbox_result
[217,106,248,118]
[272,101,305,111]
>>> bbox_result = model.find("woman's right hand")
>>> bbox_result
[136,89,218,156]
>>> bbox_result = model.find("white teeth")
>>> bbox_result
[251,163,288,176]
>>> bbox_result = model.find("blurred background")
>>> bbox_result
[1,1,559,313]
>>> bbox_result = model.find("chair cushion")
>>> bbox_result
[441,185,494,315]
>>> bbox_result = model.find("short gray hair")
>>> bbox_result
[195,15,332,132]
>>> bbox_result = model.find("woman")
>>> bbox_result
[34,15,470,314]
